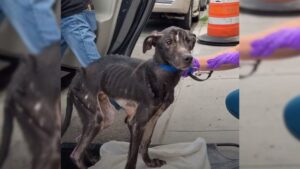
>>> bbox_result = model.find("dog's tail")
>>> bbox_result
[0,106,14,168]
[61,91,74,136]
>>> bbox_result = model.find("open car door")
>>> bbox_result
[61,0,156,66]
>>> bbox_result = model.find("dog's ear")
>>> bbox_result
[188,32,196,50]
[143,31,162,53]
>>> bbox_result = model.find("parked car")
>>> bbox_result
[152,0,208,29]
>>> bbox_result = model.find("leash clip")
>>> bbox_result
[188,70,213,81]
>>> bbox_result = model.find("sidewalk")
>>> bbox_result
[239,13,300,169]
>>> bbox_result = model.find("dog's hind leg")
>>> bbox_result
[70,95,102,169]
[0,102,14,168]
[11,101,61,169]
[82,92,118,166]
[32,104,61,169]
[70,91,118,169]
[61,91,74,136]
[31,135,60,169]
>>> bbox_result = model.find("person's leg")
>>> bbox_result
[61,10,100,67]
[225,89,239,119]
[83,10,98,36]
[0,9,4,23]
[60,36,68,57]
[0,0,60,54]
[284,95,300,140]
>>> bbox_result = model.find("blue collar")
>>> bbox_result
[159,64,180,73]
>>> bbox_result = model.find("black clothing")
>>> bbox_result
[61,0,92,18]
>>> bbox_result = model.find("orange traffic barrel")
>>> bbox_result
[198,0,240,46]
[240,0,300,13]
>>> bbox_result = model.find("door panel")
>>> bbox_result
[61,0,123,67]
[94,0,122,55]
[107,0,156,56]
[61,0,156,66]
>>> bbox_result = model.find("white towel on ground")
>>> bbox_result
[89,137,211,169]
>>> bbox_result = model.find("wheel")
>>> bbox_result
[192,0,201,22]
[192,15,199,22]
[200,0,208,11]
[182,2,192,30]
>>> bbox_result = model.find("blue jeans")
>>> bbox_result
[61,10,101,67]
[284,95,300,140]
[0,0,60,54]
[225,89,239,119]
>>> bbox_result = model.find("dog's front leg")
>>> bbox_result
[139,105,167,168]
[140,92,174,168]
[125,104,149,169]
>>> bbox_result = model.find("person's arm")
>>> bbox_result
[198,47,239,71]
[196,18,300,71]
[238,18,300,60]
[187,18,300,75]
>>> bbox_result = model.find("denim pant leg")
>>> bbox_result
[60,36,68,57]
[284,95,300,140]
[225,89,239,119]
[0,0,60,54]
[61,10,100,67]
[0,9,4,23]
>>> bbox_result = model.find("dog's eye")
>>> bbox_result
[185,37,191,43]
[166,40,172,45]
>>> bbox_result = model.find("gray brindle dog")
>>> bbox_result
[62,26,196,169]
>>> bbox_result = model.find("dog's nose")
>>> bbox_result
[183,55,193,64]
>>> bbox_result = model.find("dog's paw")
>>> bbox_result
[145,159,167,168]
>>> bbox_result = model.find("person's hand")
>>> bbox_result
[251,28,300,57]
[207,52,240,70]
[181,58,200,77]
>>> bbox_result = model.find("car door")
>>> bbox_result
[61,0,156,67]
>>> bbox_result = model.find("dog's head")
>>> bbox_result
[143,26,196,70]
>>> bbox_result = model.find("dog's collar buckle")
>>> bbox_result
[159,64,179,73]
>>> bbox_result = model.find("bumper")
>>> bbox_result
[152,0,191,14]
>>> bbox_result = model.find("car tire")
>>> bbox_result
[182,2,192,30]
[200,0,207,11]
[192,15,199,22]
[192,1,200,22]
